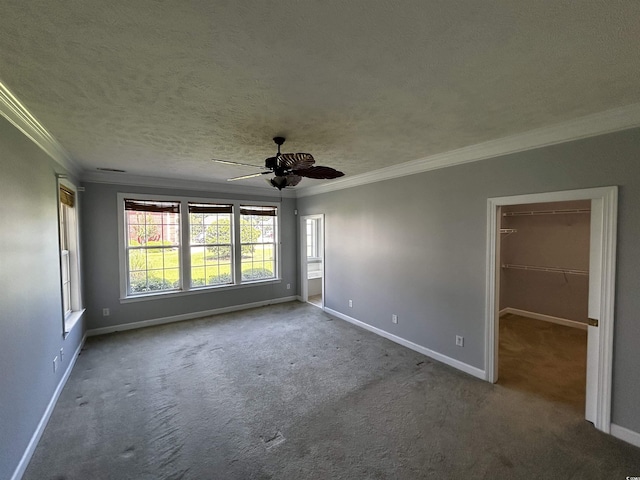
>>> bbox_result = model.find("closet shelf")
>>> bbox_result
[502,264,588,276]
[499,228,517,236]
[503,208,590,217]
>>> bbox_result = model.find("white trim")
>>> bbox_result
[485,186,617,433]
[611,424,640,449]
[325,307,485,380]
[10,334,86,480]
[499,307,588,331]
[297,103,640,198]
[82,171,296,198]
[86,296,298,336]
[64,309,86,335]
[119,280,282,303]
[0,81,80,176]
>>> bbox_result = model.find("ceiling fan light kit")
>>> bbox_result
[214,137,344,190]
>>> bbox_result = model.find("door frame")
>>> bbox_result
[485,186,617,433]
[299,214,325,308]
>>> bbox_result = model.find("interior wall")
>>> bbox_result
[499,200,591,323]
[296,127,640,434]
[80,182,298,331]
[308,277,322,296]
[0,116,85,480]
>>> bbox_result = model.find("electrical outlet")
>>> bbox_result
[53,356,58,373]
[103,308,110,316]
[286,283,291,290]
[456,335,464,347]
[392,314,398,324]
[348,299,353,308]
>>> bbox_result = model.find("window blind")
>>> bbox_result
[240,206,277,216]
[60,186,75,208]
[124,199,180,213]
[188,203,233,214]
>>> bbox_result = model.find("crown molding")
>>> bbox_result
[296,102,640,198]
[0,80,80,176]
[81,171,297,198]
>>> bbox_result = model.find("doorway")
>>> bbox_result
[497,199,590,412]
[485,187,617,433]
[300,214,324,309]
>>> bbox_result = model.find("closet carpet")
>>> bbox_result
[24,303,640,479]
[498,313,587,412]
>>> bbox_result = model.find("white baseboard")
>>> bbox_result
[11,334,86,480]
[86,296,298,336]
[324,308,485,380]
[611,423,640,449]
[500,307,588,331]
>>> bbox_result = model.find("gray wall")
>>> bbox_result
[296,127,640,433]
[81,182,298,331]
[500,200,590,323]
[0,117,85,480]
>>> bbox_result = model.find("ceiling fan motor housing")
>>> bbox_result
[265,156,278,170]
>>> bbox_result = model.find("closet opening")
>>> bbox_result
[498,200,590,412]
[485,186,617,433]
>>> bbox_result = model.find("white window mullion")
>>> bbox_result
[233,203,242,284]
[181,200,191,291]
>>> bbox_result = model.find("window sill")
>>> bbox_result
[64,309,85,338]
[120,278,282,304]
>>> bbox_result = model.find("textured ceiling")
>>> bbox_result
[1,1,639,188]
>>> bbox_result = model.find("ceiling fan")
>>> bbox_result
[212,137,344,189]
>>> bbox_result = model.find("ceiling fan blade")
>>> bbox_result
[293,165,344,179]
[227,171,270,181]
[213,158,262,168]
[278,153,315,170]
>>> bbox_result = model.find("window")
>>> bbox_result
[189,203,233,287]
[124,199,181,294]
[59,195,72,316]
[119,194,279,298]
[306,218,319,259]
[240,206,277,282]
[58,181,83,333]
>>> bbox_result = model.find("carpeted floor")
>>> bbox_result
[498,314,587,412]
[24,302,640,479]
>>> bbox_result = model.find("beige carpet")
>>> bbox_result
[498,314,587,412]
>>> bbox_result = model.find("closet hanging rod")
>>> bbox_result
[502,208,590,217]
[502,264,589,276]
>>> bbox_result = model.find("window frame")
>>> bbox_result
[124,199,182,295]
[57,178,85,335]
[188,202,235,288]
[306,217,321,262]
[239,205,279,283]
[117,193,281,302]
